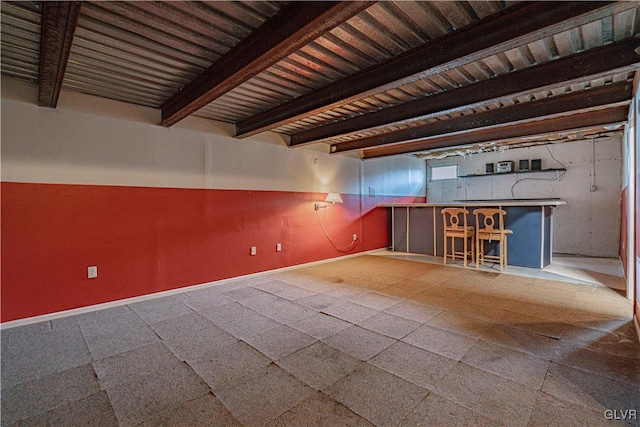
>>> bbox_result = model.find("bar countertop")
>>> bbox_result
[379,198,567,208]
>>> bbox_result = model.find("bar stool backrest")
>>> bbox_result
[442,208,469,231]
[474,208,506,233]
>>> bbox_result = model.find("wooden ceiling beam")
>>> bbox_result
[332,81,633,154]
[362,106,630,159]
[235,1,619,138]
[38,1,81,108]
[290,38,640,146]
[160,1,374,127]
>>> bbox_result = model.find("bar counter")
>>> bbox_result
[380,199,566,269]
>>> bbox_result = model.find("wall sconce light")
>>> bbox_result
[314,192,343,210]
[314,192,357,252]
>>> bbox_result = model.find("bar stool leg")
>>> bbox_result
[450,237,454,262]
[502,235,508,272]
[499,235,505,272]
[504,236,508,266]
[443,233,447,265]
[471,236,475,265]
[463,235,467,267]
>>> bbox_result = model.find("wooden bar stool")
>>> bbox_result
[473,208,513,272]
[441,208,475,267]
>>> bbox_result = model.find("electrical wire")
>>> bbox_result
[394,226,408,251]
[510,145,567,198]
[315,209,358,253]
[545,144,568,170]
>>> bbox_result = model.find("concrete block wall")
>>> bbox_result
[426,136,623,257]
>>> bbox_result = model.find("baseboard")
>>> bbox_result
[1,249,381,330]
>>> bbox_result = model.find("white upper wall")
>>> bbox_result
[362,156,426,198]
[1,77,426,197]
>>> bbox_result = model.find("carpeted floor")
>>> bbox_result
[2,255,639,426]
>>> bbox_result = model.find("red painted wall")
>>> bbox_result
[1,182,424,322]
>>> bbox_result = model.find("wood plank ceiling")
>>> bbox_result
[2,1,639,159]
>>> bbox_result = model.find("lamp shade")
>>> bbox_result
[324,192,343,204]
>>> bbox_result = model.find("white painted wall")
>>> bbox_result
[426,137,623,257]
[622,84,636,300]
[1,77,426,197]
[361,156,426,198]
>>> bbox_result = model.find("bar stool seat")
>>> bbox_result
[442,208,475,267]
[473,208,513,272]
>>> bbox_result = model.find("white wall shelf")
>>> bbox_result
[458,168,566,178]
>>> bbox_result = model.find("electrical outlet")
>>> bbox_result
[88,266,98,279]
[250,246,257,256]
[353,233,358,241]
[276,243,282,252]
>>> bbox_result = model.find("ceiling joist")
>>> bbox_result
[38,1,81,108]
[235,1,620,138]
[4,1,636,160]
[289,38,640,147]
[160,1,374,127]
[362,106,630,159]
[332,81,633,154]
